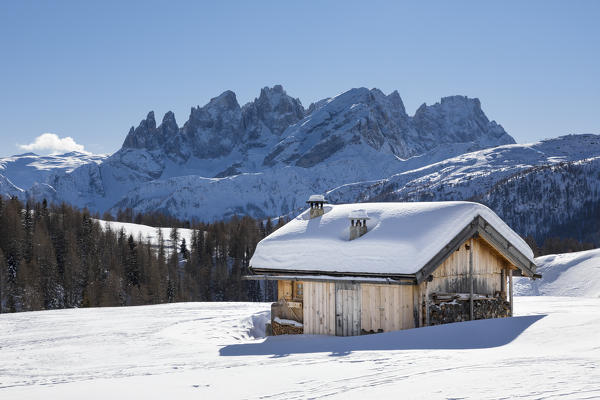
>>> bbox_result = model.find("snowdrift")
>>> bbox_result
[515,248,600,297]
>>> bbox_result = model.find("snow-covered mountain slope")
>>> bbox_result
[0,173,24,198]
[515,249,600,298]
[326,134,600,238]
[330,134,600,203]
[31,85,514,220]
[481,155,600,243]
[0,152,107,192]
[1,297,598,399]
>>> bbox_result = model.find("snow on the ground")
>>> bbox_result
[1,297,598,399]
[515,248,600,298]
[95,219,194,250]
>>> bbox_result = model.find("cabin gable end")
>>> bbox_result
[415,215,536,284]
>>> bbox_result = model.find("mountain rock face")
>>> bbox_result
[22,85,519,221]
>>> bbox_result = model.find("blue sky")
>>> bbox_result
[0,1,598,156]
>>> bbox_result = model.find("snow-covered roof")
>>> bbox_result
[349,209,370,220]
[250,201,534,276]
[307,194,325,202]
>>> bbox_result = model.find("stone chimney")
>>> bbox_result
[349,209,369,240]
[307,194,326,219]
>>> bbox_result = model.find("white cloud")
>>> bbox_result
[18,133,90,155]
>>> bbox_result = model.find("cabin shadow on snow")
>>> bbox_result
[220,315,545,357]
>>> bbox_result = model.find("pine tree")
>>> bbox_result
[125,235,140,287]
[0,248,6,313]
[180,238,189,260]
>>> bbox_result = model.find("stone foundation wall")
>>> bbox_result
[429,297,510,325]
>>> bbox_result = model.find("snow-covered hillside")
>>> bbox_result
[330,134,600,240]
[483,155,600,242]
[27,85,516,220]
[515,249,600,298]
[0,297,598,399]
[95,219,194,250]
[0,151,107,195]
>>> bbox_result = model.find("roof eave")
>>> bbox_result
[249,266,416,282]
[244,274,415,285]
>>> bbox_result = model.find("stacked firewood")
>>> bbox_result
[428,295,510,325]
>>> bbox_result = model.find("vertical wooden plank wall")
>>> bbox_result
[360,284,414,333]
[277,280,293,301]
[303,282,335,335]
[429,237,507,295]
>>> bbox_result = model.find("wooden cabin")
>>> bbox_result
[247,199,539,336]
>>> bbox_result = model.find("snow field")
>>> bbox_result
[1,297,599,399]
[515,248,600,298]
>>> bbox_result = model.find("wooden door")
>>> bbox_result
[335,282,361,336]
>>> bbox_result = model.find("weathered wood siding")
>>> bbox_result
[428,237,507,295]
[303,281,336,335]
[277,280,304,301]
[360,284,414,332]
[277,280,293,301]
[304,282,414,335]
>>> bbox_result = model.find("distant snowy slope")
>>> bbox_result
[0,152,107,191]
[0,173,24,198]
[515,249,600,298]
[96,219,194,250]
[328,134,600,240]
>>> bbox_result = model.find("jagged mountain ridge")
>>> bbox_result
[28,85,514,219]
[117,85,513,176]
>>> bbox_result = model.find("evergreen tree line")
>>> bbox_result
[481,158,600,247]
[523,235,595,258]
[0,193,596,314]
[0,196,282,314]
[109,207,195,228]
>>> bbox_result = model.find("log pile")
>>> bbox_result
[428,294,510,325]
[270,300,304,335]
[271,320,304,335]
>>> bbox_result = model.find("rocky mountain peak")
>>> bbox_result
[145,111,156,128]
[206,90,240,112]
[258,84,285,100]
[121,110,181,152]
[122,111,158,149]
[413,96,513,147]
[162,110,177,125]
[242,85,305,139]
[387,90,406,114]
